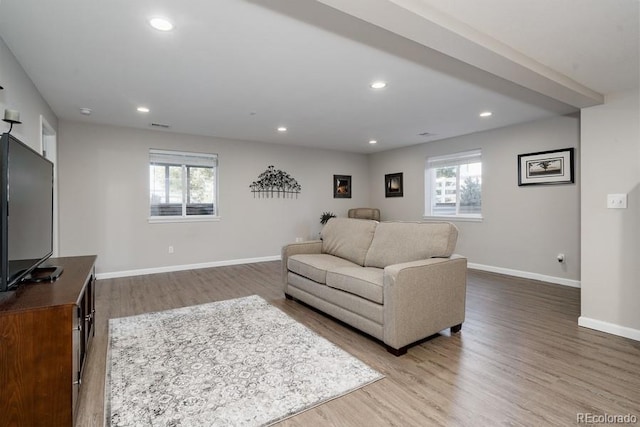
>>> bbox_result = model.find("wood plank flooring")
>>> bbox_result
[75,262,640,426]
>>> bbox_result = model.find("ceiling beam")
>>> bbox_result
[315,0,604,108]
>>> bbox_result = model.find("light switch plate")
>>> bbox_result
[607,194,627,209]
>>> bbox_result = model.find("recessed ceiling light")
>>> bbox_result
[479,111,493,117]
[137,107,150,113]
[149,17,174,31]
[369,140,378,145]
[370,81,387,89]
[277,127,287,132]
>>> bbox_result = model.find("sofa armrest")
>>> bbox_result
[382,256,467,349]
[281,240,323,289]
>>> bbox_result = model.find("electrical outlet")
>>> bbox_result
[168,246,174,254]
[607,194,627,209]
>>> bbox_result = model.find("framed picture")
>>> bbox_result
[518,148,574,186]
[333,175,351,198]
[385,172,403,197]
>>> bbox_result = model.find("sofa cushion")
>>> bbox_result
[321,218,378,266]
[364,222,458,268]
[288,254,359,284]
[287,273,385,327]
[326,267,384,304]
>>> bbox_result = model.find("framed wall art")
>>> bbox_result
[518,148,574,186]
[333,175,351,198]
[385,172,403,197]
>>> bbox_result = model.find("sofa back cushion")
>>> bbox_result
[321,218,378,266]
[364,221,458,268]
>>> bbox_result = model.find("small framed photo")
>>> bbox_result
[333,175,351,198]
[518,148,574,186]
[385,172,403,197]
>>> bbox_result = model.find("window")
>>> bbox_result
[425,149,482,218]
[149,149,218,220]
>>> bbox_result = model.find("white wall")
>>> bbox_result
[580,89,640,340]
[5,29,639,341]
[369,114,581,285]
[58,121,370,275]
[0,36,57,151]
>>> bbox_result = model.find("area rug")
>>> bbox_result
[105,295,383,426]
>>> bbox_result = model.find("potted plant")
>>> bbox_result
[320,211,336,225]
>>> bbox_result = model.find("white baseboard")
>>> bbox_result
[99,258,579,286]
[96,255,281,280]
[578,316,640,342]
[468,262,581,288]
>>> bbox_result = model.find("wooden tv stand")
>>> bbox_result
[0,255,97,427]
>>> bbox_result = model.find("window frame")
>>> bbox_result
[148,149,219,223]
[424,149,483,221]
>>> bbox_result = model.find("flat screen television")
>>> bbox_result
[0,132,55,292]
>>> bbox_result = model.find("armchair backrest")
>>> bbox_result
[348,208,380,221]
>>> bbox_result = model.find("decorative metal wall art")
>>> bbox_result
[250,165,301,198]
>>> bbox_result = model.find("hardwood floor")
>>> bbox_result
[76,262,640,426]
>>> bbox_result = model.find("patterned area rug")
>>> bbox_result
[105,295,383,426]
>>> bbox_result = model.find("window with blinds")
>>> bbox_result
[425,149,482,218]
[149,149,218,219]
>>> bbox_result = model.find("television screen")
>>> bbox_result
[1,133,54,291]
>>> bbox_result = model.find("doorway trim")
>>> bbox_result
[40,115,59,257]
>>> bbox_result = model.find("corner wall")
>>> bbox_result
[0,36,57,151]
[369,114,581,285]
[58,121,370,275]
[580,89,640,340]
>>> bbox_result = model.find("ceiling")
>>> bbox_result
[0,0,637,153]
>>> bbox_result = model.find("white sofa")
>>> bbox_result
[282,218,467,355]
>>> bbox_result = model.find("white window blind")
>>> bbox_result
[149,149,218,168]
[426,149,481,169]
